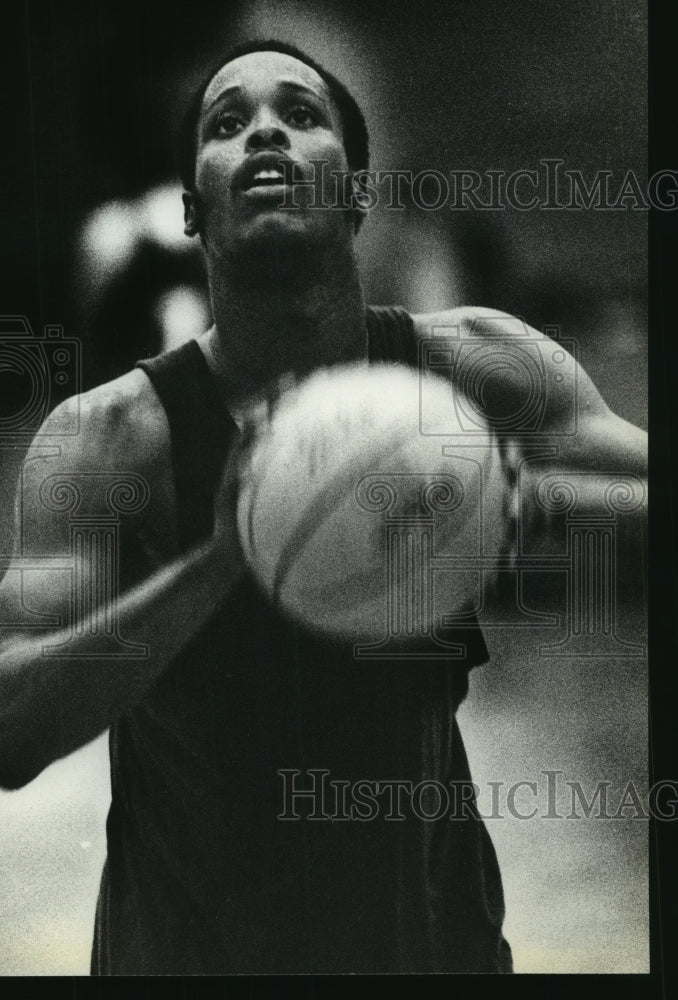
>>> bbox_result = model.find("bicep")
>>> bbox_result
[0,399,129,644]
[414,307,645,472]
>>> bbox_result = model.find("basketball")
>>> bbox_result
[236,363,504,643]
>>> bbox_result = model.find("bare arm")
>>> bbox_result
[413,306,646,598]
[413,306,647,478]
[0,390,243,790]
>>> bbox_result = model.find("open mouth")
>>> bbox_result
[245,169,287,190]
[235,150,304,198]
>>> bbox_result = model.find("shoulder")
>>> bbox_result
[409,305,616,433]
[8,365,181,566]
[29,367,169,474]
[410,306,533,341]
[17,367,175,545]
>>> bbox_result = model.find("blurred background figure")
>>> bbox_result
[75,183,210,382]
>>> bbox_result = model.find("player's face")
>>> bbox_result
[190,51,352,257]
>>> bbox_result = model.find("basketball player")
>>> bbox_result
[0,42,646,974]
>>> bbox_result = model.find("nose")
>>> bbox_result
[246,120,290,153]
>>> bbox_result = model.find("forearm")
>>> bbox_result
[0,536,241,789]
[541,409,647,481]
[582,411,646,478]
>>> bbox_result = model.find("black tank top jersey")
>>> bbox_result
[91,306,513,975]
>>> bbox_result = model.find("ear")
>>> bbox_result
[182,191,200,237]
[351,174,370,233]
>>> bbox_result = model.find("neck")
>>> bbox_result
[199,237,367,409]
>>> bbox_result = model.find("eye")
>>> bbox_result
[286,105,318,128]
[215,112,244,137]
